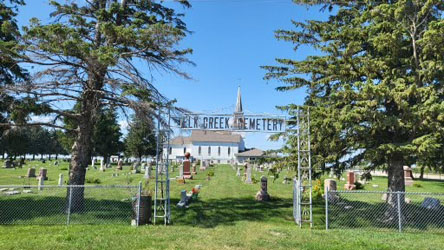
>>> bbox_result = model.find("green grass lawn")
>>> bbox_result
[1,161,444,249]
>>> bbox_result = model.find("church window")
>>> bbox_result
[218,146,221,156]
[169,147,172,155]
[183,147,186,154]
[228,147,231,155]
[208,146,211,156]
[198,146,201,155]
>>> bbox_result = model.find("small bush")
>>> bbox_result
[312,179,324,200]
[252,176,259,184]
[86,177,101,184]
[354,182,364,190]
[59,166,68,171]
[207,170,215,177]
[413,183,423,188]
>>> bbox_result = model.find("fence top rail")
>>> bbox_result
[329,190,444,196]
[0,185,138,188]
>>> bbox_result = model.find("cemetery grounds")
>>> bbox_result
[1,160,444,249]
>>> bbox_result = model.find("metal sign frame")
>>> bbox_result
[154,107,311,228]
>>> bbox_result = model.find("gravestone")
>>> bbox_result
[192,163,197,175]
[117,159,123,170]
[255,176,271,201]
[26,168,36,178]
[177,190,190,208]
[144,166,150,179]
[58,174,64,186]
[100,159,104,171]
[91,158,95,168]
[245,165,252,184]
[404,166,414,186]
[38,177,44,191]
[132,162,141,174]
[4,159,13,168]
[344,171,356,190]
[421,198,441,210]
[236,167,241,177]
[54,161,59,166]
[179,163,184,178]
[38,168,48,180]
[183,152,192,179]
[324,179,339,203]
[199,159,207,171]
[329,167,334,178]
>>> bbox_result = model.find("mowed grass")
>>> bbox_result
[1,161,444,249]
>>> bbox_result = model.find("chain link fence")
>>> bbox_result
[0,185,142,225]
[325,190,444,233]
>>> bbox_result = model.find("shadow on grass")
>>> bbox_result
[329,199,444,232]
[0,196,133,225]
[171,196,298,228]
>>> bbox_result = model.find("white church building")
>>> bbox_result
[165,87,264,164]
[166,130,245,164]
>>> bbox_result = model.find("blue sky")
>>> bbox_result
[16,0,331,150]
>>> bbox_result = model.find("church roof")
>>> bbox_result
[235,148,264,157]
[169,130,242,145]
[170,136,192,145]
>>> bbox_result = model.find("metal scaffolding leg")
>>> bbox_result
[295,107,313,228]
[154,106,171,225]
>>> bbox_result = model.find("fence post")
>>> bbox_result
[325,187,329,231]
[67,185,72,225]
[397,192,402,233]
[136,181,142,226]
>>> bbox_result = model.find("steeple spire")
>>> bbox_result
[235,86,243,113]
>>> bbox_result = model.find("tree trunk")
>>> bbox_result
[419,166,425,180]
[385,155,405,222]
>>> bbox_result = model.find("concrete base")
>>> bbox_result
[344,184,356,190]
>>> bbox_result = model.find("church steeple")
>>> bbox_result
[232,86,244,129]
[235,86,243,114]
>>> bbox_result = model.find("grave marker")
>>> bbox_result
[344,171,356,190]
[38,177,44,191]
[38,168,48,180]
[58,174,64,186]
[255,176,271,201]
[404,166,414,186]
[245,165,252,184]
[26,168,36,178]
[117,159,123,170]
[183,152,192,179]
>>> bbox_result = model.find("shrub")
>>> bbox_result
[354,182,364,190]
[59,166,68,170]
[312,179,324,200]
[413,183,423,188]
[252,176,259,184]
[86,177,101,184]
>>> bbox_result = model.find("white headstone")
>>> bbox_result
[58,173,64,186]
[91,158,95,168]
[100,159,105,172]
[179,164,184,177]
[38,177,44,191]
[144,166,150,179]
[236,167,241,177]
[245,166,252,184]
